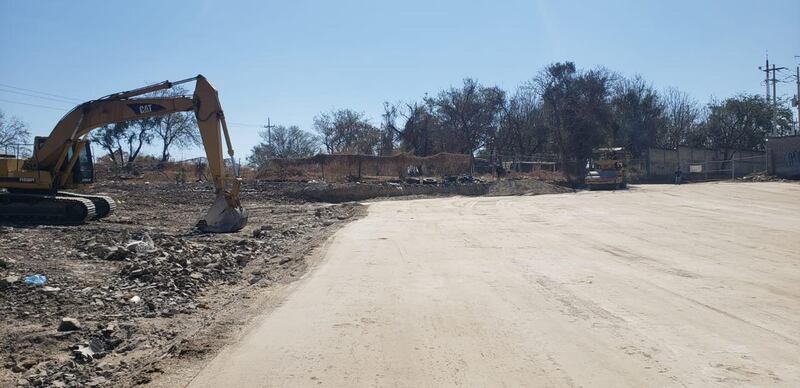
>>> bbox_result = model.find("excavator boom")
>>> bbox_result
[0,75,247,232]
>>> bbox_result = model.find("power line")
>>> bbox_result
[0,97,70,111]
[0,87,80,105]
[758,55,788,105]
[0,82,83,103]
[227,121,263,127]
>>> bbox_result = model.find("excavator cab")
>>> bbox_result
[34,136,95,186]
[70,141,94,185]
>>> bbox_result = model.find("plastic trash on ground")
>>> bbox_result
[125,233,156,253]
[24,274,47,286]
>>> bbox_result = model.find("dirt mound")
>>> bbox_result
[292,182,489,203]
[485,179,573,196]
[289,178,570,203]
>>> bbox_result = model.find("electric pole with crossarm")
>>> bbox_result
[263,117,276,147]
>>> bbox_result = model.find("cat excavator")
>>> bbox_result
[0,75,247,232]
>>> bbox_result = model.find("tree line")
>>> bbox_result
[248,62,795,175]
[2,61,795,173]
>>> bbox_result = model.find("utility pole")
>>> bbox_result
[771,64,787,105]
[759,57,771,101]
[263,117,276,147]
[793,64,800,135]
[772,64,778,105]
[760,55,787,106]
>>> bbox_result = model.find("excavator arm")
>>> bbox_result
[22,75,247,232]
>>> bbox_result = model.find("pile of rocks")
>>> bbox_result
[0,197,362,387]
[1,231,261,387]
[77,233,258,318]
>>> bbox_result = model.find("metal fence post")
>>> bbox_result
[731,158,735,180]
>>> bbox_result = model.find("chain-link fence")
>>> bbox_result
[495,150,768,184]
[685,155,767,181]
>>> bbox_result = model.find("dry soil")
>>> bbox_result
[188,182,800,387]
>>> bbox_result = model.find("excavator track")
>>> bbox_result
[0,192,96,225]
[58,192,116,219]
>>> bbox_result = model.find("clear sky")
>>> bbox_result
[1,0,798,159]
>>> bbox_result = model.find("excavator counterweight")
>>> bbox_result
[0,75,247,233]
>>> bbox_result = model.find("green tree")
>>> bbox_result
[702,94,793,158]
[538,62,613,182]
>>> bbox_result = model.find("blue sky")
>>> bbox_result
[1,0,798,159]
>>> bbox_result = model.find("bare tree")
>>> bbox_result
[497,84,548,160]
[313,109,380,154]
[379,102,398,155]
[426,78,505,168]
[148,86,200,162]
[395,102,440,156]
[658,88,700,149]
[91,123,129,168]
[90,118,154,171]
[0,110,31,154]
[610,76,664,157]
[247,125,319,168]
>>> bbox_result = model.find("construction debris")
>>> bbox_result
[0,180,363,387]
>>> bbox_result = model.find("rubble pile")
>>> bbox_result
[0,180,362,387]
[738,172,786,182]
[82,233,259,318]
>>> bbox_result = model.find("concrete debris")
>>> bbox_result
[1,275,19,289]
[0,181,363,387]
[124,233,156,253]
[58,317,82,332]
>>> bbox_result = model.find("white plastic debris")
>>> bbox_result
[125,233,156,253]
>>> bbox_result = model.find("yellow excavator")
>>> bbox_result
[0,75,247,232]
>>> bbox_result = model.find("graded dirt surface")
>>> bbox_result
[188,182,800,387]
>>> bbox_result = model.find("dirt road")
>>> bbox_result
[189,182,800,387]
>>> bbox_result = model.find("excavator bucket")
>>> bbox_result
[197,193,248,233]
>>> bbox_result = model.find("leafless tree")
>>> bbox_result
[247,125,319,168]
[314,109,381,154]
[148,86,200,162]
[658,88,700,149]
[497,84,548,160]
[90,119,153,171]
[0,110,31,155]
[426,78,505,168]
[610,75,664,156]
[379,102,399,155]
